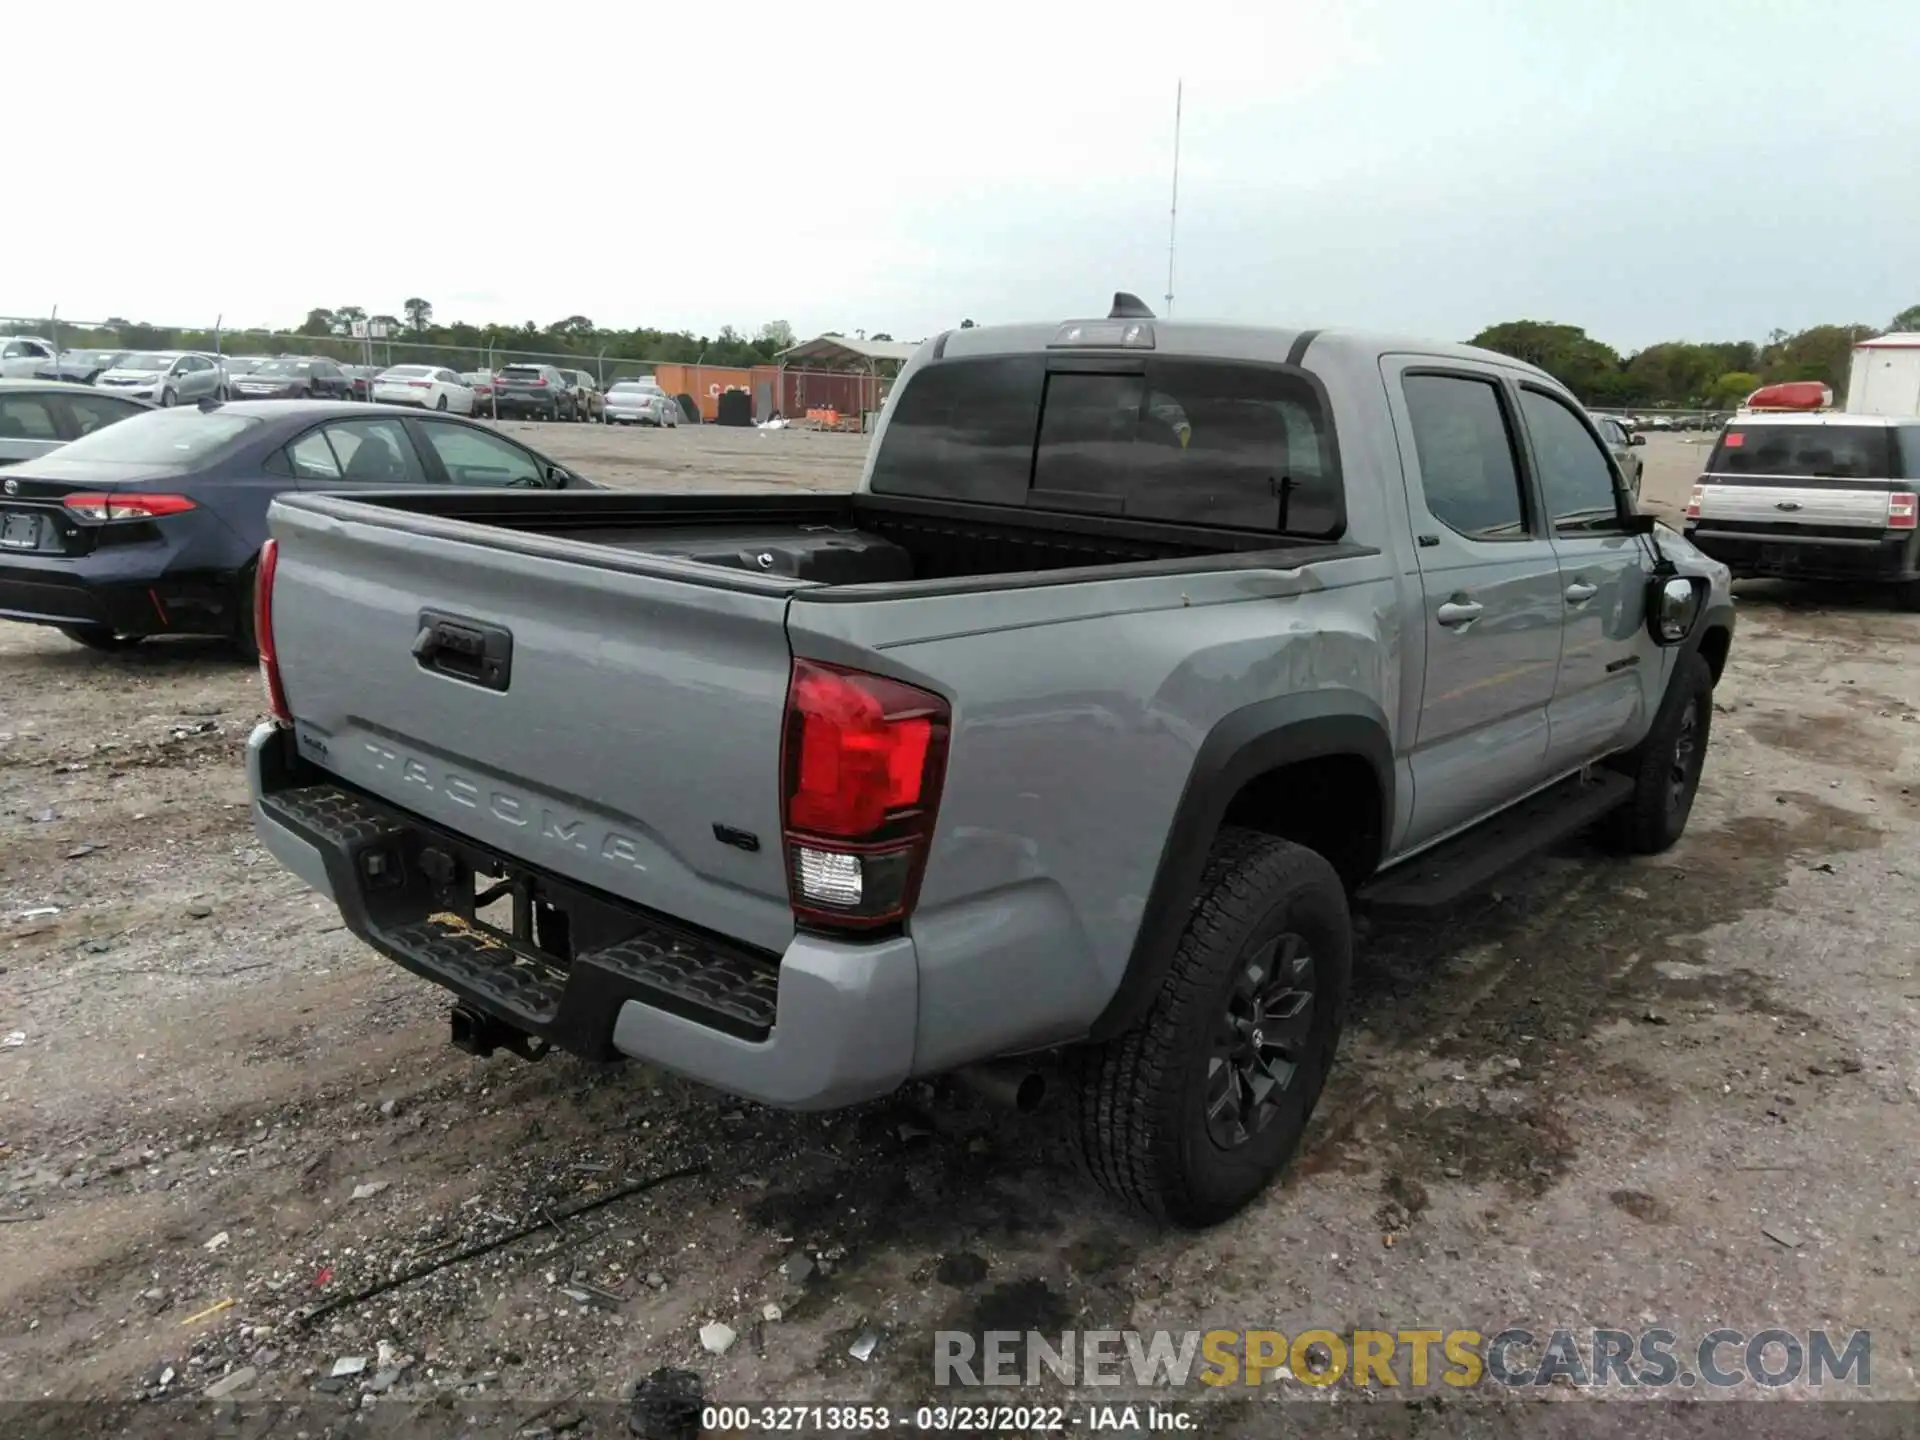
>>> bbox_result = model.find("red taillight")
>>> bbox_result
[532,377,547,386]
[62,492,196,520]
[781,659,949,931]
[1890,493,1918,530]
[256,538,291,723]
[408,380,430,389]
[1685,485,1704,520]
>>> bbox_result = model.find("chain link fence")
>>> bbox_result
[0,314,692,385]
[2,312,900,425]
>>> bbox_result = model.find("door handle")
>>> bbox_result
[1436,600,1483,628]
[1564,581,1598,603]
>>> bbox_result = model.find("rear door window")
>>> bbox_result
[1400,373,1530,540]
[1708,425,1892,479]
[318,418,429,484]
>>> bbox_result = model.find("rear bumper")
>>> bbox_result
[493,394,561,414]
[0,547,243,636]
[246,722,918,1109]
[1683,526,1920,582]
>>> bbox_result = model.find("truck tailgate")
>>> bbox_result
[266,500,798,954]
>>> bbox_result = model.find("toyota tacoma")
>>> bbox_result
[246,297,1735,1226]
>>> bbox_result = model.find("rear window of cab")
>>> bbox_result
[870,354,1344,539]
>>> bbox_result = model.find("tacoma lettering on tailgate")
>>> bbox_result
[360,740,651,874]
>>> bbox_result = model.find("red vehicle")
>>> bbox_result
[1742,381,1832,412]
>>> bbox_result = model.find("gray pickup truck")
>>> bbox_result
[247,298,1735,1226]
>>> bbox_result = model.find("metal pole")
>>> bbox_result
[1165,79,1182,318]
[50,305,59,362]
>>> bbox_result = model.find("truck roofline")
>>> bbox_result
[926,320,1556,381]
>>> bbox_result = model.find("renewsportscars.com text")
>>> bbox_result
[935,1327,1871,1391]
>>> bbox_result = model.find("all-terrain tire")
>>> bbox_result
[1067,828,1351,1228]
[1600,651,1713,855]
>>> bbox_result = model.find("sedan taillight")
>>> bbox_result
[63,492,197,520]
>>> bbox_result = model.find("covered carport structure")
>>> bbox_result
[773,334,918,428]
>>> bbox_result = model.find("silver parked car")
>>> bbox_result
[1596,414,1645,501]
[0,336,58,379]
[603,379,678,427]
[0,379,152,466]
[95,351,227,406]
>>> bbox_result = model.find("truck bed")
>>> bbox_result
[293,488,1348,594]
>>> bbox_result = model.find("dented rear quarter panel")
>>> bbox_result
[791,528,1408,1072]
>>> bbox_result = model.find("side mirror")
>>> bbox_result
[1630,433,1646,446]
[545,464,570,488]
[1645,573,1707,646]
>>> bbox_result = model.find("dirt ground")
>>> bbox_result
[2,428,1917,1431]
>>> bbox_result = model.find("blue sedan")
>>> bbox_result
[0,400,597,652]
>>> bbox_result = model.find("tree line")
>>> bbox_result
[1469,303,1920,411]
[23,298,1916,403]
[25,305,854,371]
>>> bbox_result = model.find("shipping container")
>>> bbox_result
[648,363,756,423]
[780,368,885,422]
[1846,334,1920,417]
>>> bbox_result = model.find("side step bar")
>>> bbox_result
[1356,770,1633,915]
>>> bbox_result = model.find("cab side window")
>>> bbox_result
[1401,373,1530,540]
[417,421,547,487]
[1519,388,1622,532]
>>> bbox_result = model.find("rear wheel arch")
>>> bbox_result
[1087,692,1393,1042]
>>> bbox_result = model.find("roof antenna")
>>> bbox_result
[1165,78,1182,318]
[1110,292,1156,319]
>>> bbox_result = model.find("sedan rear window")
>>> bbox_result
[43,408,261,464]
[1708,424,1892,479]
[381,366,433,378]
[499,366,544,380]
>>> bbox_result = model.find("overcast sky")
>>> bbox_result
[14,0,1916,352]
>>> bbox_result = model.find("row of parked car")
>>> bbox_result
[0,378,617,650]
[0,337,687,427]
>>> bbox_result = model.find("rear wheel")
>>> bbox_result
[60,625,144,653]
[1068,829,1351,1227]
[435,394,449,412]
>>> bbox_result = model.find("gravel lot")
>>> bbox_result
[2,427,1917,1428]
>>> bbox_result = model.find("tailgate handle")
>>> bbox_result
[413,610,512,692]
